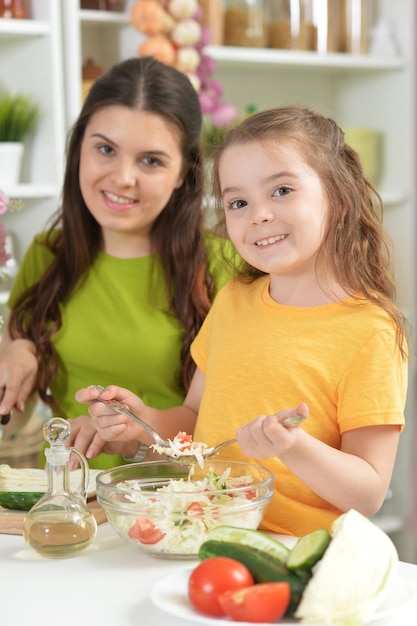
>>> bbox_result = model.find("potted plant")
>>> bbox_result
[0,90,40,186]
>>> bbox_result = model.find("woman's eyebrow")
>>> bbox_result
[88,134,172,159]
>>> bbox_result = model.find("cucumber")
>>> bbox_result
[0,491,44,511]
[205,525,290,562]
[286,528,331,572]
[198,539,307,613]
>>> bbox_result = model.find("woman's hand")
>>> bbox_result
[66,414,106,468]
[75,382,199,460]
[236,403,309,460]
[66,414,140,468]
[0,335,38,415]
[75,385,149,444]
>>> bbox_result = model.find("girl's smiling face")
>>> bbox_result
[79,105,184,256]
[219,140,329,289]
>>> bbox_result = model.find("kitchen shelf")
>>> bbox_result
[0,17,49,38]
[80,9,130,25]
[75,10,406,73]
[206,45,404,72]
[2,183,58,200]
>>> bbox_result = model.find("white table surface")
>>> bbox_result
[1,523,416,626]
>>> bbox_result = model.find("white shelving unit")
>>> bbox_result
[0,0,66,258]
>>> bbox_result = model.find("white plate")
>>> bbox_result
[151,567,415,625]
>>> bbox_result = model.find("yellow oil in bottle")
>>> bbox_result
[23,509,97,558]
[23,417,97,558]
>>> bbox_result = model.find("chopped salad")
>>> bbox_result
[111,467,264,556]
[151,431,214,468]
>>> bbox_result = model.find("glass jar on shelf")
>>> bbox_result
[80,0,107,9]
[200,0,225,46]
[224,0,268,48]
[343,0,370,54]
[105,0,126,11]
[312,0,345,53]
[0,0,29,18]
[82,57,104,104]
[268,0,317,51]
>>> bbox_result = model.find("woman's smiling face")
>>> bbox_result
[219,140,329,281]
[79,105,184,254]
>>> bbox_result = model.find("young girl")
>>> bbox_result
[0,57,232,469]
[76,106,407,535]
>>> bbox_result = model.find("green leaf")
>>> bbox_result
[0,90,41,142]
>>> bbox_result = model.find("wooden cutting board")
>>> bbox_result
[0,498,107,535]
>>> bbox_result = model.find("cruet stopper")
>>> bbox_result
[22,417,97,558]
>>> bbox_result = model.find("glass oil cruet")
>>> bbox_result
[23,417,97,558]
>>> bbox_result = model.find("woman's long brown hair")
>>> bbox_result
[9,57,215,408]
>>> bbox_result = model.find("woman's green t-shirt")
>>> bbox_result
[8,231,233,469]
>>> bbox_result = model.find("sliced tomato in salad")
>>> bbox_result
[175,431,193,450]
[128,517,165,544]
[235,482,257,500]
[187,502,205,518]
[219,582,291,623]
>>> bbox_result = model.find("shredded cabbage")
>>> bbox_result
[110,467,264,556]
[151,431,214,468]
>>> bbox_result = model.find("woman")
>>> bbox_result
[0,57,232,468]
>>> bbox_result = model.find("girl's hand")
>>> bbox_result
[236,403,309,460]
[75,385,149,443]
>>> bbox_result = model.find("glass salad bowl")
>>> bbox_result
[96,459,274,558]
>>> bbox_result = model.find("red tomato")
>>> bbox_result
[236,483,257,500]
[128,518,165,544]
[176,431,193,450]
[187,502,205,518]
[219,582,291,623]
[188,557,254,617]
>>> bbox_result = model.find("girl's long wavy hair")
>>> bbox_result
[9,56,215,407]
[211,106,406,356]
